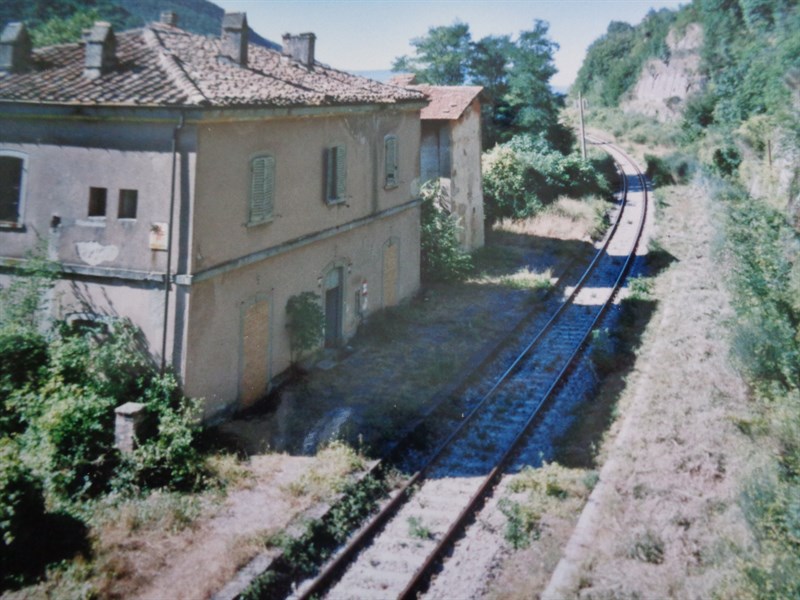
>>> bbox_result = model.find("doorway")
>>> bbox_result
[324,267,343,347]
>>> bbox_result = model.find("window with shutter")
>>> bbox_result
[249,155,275,225]
[325,145,347,204]
[384,136,398,188]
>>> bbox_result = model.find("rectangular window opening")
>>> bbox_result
[0,156,23,225]
[88,187,107,217]
[118,189,138,219]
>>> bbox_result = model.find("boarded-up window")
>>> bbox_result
[249,155,275,225]
[0,155,23,224]
[241,298,270,408]
[324,145,347,203]
[384,135,398,188]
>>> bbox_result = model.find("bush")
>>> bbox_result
[285,292,324,363]
[1,438,47,581]
[420,181,473,282]
[33,383,117,497]
[645,152,697,187]
[117,375,205,492]
[482,134,613,226]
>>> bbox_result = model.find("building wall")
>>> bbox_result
[191,108,421,274]
[449,99,485,251]
[183,206,420,420]
[0,115,196,366]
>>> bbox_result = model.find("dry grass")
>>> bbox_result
[284,440,366,500]
[541,181,757,598]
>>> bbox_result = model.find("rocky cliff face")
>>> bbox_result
[621,23,706,122]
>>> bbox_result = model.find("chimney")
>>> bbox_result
[0,22,31,73]
[220,12,248,66]
[84,22,116,80]
[160,11,179,27]
[282,33,315,68]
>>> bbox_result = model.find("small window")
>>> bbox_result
[0,155,24,225]
[249,155,275,225]
[118,189,138,219]
[384,135,398,188]
[324,145,347,204]
[88,187,107,217]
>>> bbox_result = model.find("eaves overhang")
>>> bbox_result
[0,99,429,125]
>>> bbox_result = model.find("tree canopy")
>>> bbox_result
[393,20,570,150]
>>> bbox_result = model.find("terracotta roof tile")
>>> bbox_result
[404,85,482,120]
[0,22,425,109]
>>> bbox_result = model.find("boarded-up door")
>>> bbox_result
[383,240,398,308]
[241,299,269,408]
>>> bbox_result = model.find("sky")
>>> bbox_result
[215,0,687,89]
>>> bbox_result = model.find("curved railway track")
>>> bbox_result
[280,138,650,600]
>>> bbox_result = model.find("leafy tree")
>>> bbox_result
[29,9,100,47]
[392,21,472,85]
[393,20,566,150]
[505,20,571,151]
[469,34,513,146]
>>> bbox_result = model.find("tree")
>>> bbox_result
[392,21,472,85]
[470,34,514,147]
[504,20,570,151]
[393,20,567,151]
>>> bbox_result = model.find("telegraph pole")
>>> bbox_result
[578,91,587,161]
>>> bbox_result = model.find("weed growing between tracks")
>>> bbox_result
[242,474,387,599]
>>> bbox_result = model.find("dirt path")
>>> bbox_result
[543,181,756,597]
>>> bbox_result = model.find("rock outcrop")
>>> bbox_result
[621,23,706,122]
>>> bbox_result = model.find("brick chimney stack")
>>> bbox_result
[160,11,179,27]
[84,22,116,80]
[221,12,248,67]
[282,33,316,68]
[0,22,31,74]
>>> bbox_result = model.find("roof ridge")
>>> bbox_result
[143,27,209,106]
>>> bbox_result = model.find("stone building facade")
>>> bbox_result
[390,76,485,251]
[0,13,426,420]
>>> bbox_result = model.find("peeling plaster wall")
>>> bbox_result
[0,115,197,373]
[192,108,421,273]
[184,206,420,420]
[449,99,485,251]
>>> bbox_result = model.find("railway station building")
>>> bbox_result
[0,13,427,421]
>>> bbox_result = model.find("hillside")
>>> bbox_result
[0,0,278,49]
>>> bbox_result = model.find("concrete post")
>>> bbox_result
[114,402,146,453]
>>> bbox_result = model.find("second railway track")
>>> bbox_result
[268,139,650,600]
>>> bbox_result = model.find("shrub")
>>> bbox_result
[1,438,47,581]
[645,152,697,187]
[482,134,613,226]
[118,374,205,492]
[420,181,473,282]
[34,383,117,497]
[285,292,324,363]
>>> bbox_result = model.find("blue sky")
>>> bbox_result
[215,0,687,88]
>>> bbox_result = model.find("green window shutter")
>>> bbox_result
[250,155,274,224]
[325,145,346,203]
[335,145,347,201]
[384,136,398,187]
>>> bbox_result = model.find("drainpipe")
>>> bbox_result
[161,111,185,374]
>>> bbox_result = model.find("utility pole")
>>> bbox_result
[578,91,587,161]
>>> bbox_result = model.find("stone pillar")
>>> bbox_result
[115,402,146,453]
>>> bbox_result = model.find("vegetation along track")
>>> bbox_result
[283,140,649,600]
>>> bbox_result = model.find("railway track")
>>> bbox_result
[278,139,649,600]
